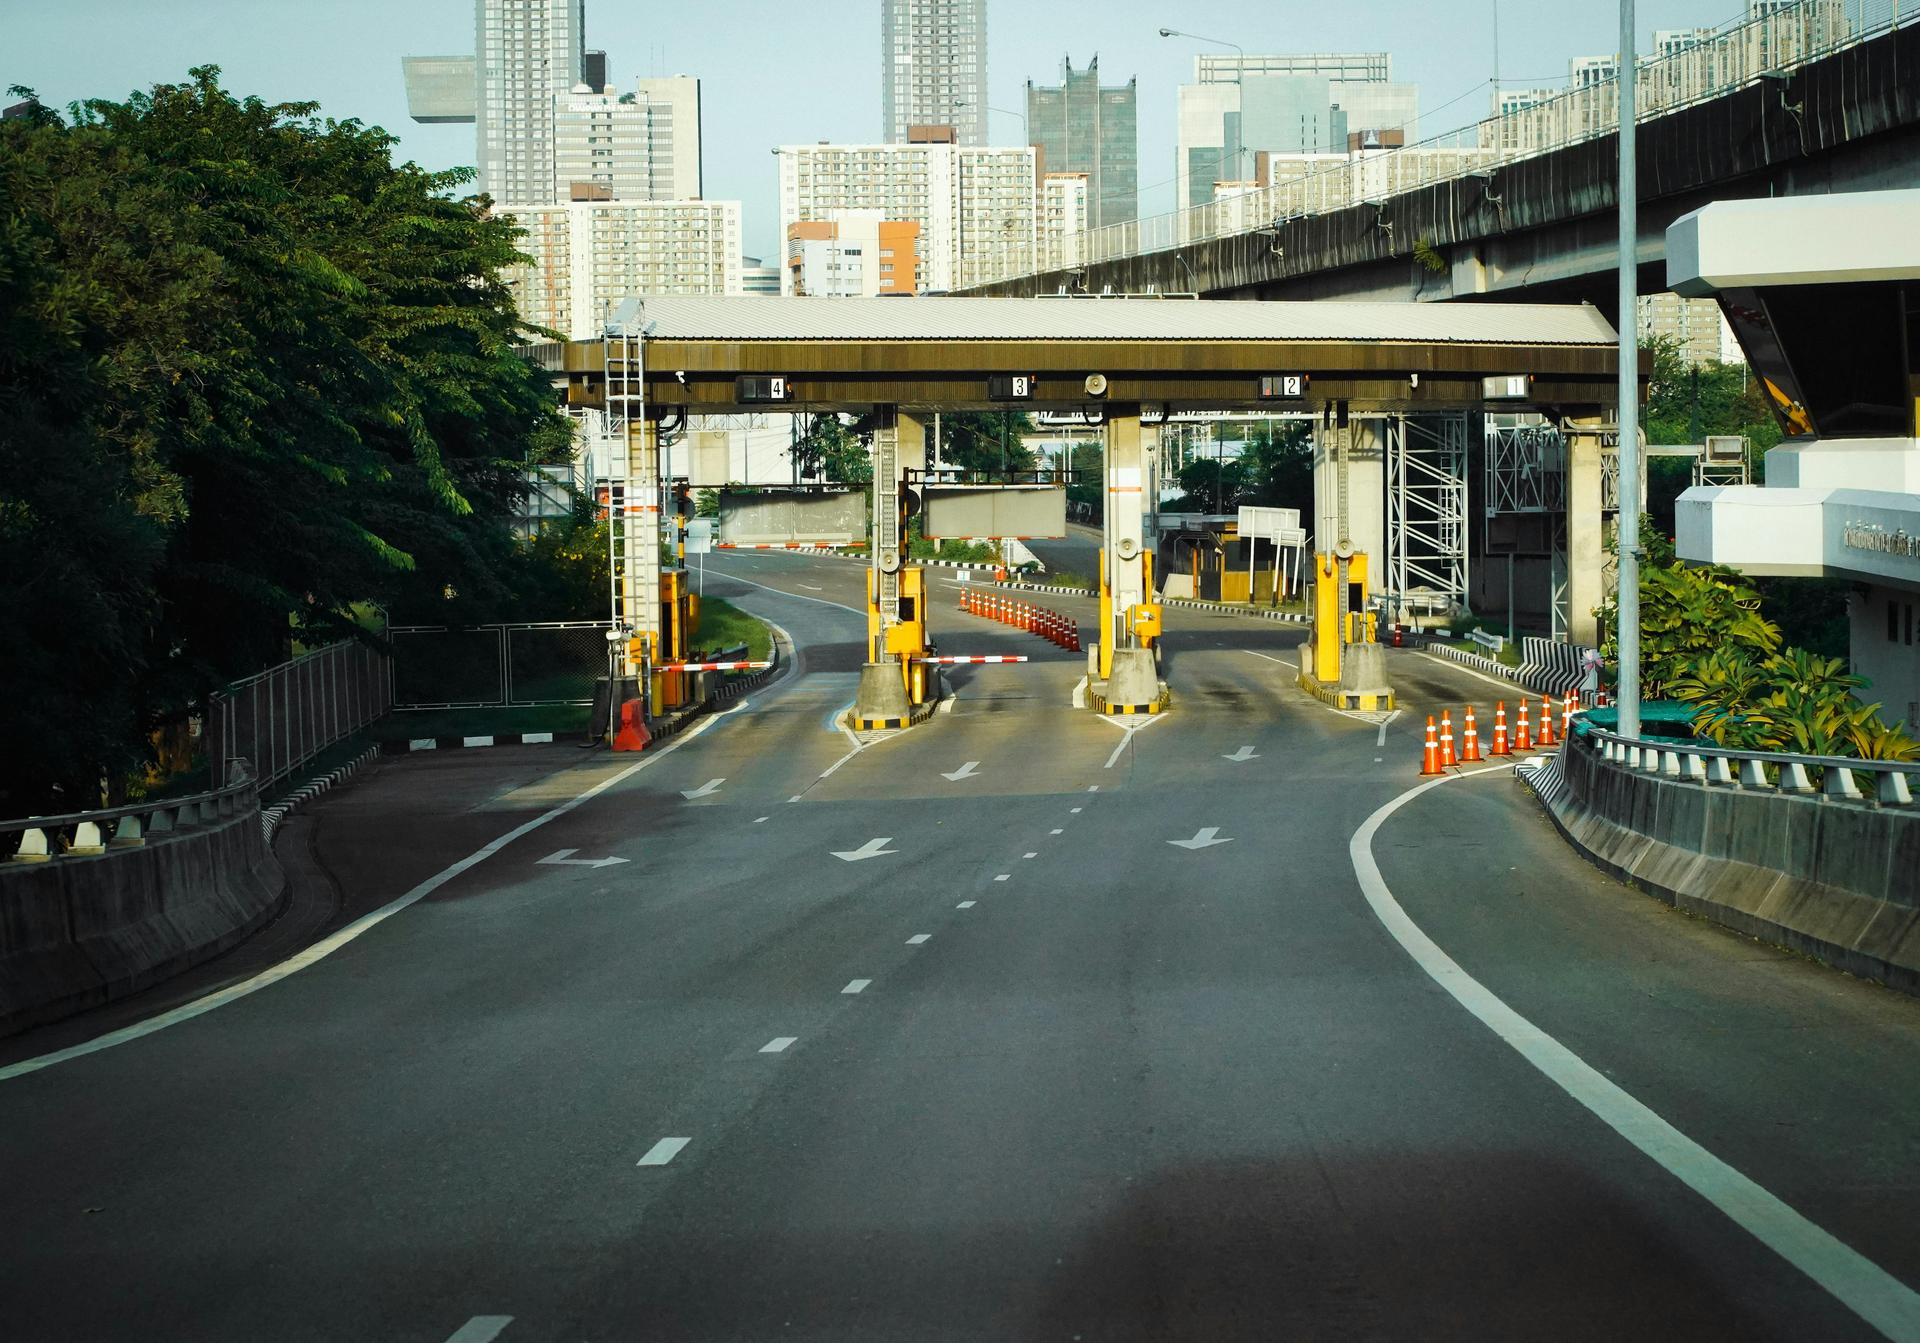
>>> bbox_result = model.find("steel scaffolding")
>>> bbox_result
[1386,413,1471,615]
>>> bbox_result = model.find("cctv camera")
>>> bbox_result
[674,370,688,384]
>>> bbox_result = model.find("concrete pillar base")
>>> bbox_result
[1105,647,1161,710]
[851,661,913,730]
[1339,640,1394,700]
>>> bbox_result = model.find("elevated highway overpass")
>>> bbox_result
[965,14,1920,315]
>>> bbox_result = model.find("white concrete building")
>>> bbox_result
[881,0,988,146]
[1038,172,1089,272]
[502,199,744,338]
[1672,190,1920,727]
[551,76,701,202]
[475,0,586,206]
[776,141,1036,293]
[1637,291,1738,368]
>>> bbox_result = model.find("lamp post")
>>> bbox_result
[1158,27,1250,182]
[1616,0,1643,740]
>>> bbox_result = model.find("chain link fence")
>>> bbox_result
[389,622,612,710]
[206,641,391,790]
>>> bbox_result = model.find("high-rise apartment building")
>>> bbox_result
[1038,172,1089,271]
[551,76,702,202]
[1174,53,1415,210]
[475,0,587,205]
[777,140,1036,292]
[1638,292,1738,367]
[786,213,922,296]
[501,199,744,338]
[882,0,988,147]
[1026,57,1137,230]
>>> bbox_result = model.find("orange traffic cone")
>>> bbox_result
[1421,716,1443,776]
[1538,695,1557,746]
[1515,699,1532,751]
[1461,705,1484,762]
[1440,710,1458,768]
[1490,702,1510,756]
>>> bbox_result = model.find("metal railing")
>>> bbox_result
[3,774,262,864]
[1581,725,1920,807]
[991,0,1909,284]
[207,641,391,791]
[389,621,613,710]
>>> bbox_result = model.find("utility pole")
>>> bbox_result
[1616,0,1643,740]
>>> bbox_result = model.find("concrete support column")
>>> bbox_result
[1564,420,1606,648]
[1312,414,1386,560]
[855,407,925,726]
[1102,407,1147,663]
[619,415,662,675]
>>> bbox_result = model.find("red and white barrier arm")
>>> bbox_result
[910,655,1031,665]
[713,542,857,550]
[655,660,773,672]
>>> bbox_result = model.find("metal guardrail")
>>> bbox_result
[2,773,262,863]
[990,0,1909,283]
[1582,726,1919,806]
[208,640,390,790]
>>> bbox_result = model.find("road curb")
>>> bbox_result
[260,745,381,847]
[383,731,560,754]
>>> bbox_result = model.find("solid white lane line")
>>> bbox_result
[1,703,746,1083]
[842,979,872,994]
[906,934,931,945]
[760,1037,796,1054]
[957,901,976,909]
[1376,710,1401,746]
[636,1137,691,1167]
[1352,769,1920,1342]
[444,1318,513,1343]
[1415,650,1525,694]
[1241,648,1291,664]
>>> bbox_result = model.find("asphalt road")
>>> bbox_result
[3,548,1917,1342]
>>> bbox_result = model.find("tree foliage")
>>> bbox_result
[1166,420,1312,516]
[0,71,571,807]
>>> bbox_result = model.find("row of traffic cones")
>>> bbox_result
[1420,694,1581,776]
[957,588,1081,653]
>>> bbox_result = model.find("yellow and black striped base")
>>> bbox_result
[850,715,910,731]
[1296,673,1395,713]
[1103,701,1163,717]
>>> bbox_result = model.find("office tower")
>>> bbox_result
[777,140,1036,291]
[1175,53,1414,209]
[1026,57,1138,229]
[501,199,745,338]
[786,214,922,296]
[551,76,702,202]
[882,0,989,146]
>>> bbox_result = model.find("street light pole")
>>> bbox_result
[1159,27,1250,182]
[1616,0,1643,739]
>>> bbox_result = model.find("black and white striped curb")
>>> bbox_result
[1421,641,1527,685]
[261,745,380,846]
[384,731,561,754]
[1157,597,1310,625]
[991,580,1096,598]
[1514,752,1569,808]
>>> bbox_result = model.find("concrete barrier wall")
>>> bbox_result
[1548,736,1920,993]
[0,810,286,1036]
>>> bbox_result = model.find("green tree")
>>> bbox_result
[936,410,1036,478]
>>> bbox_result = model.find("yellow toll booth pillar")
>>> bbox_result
[853,407,929,728]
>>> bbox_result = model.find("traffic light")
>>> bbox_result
[672,481,693,519]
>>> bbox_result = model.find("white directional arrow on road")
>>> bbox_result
[1222,745,1259,762]
[539,848,631,869]
[680,778,726,800]
[832,837,898,863]
[1167,828,1234,851]
[941,761,981,782]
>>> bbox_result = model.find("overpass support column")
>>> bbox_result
[854,407,928,728]
[617,414,662,679]
[1099,406,1162,709]
[1313,412,1387,566]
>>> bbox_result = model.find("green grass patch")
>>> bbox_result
[691,596,774,666]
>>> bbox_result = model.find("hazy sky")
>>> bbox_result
[10,0,1755,258]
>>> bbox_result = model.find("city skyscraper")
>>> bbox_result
[881,0,988,146]
[476,0,587,205]
[1026,57,1138,230]
[551,76,702,203]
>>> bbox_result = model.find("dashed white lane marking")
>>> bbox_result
[994,875,1010,882]
[714,568,865,616]
[1071,806,1083,814]
[636,1137,691,1167]
[796,583,824,591]
[842,979,872,994]
[906,934,931,945]
[1376,710,1402,746]
[1050,828,1064,835]
[760,1037,797,1054]
[1023,852,1038,859]
[0,701,747,1082]
[445,1317,513,1343]
[788,795,804,803]
[957,901,976,909]
[1087,785,1100,793]
[755,816,769,823]
[1353,768,1920,1342]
